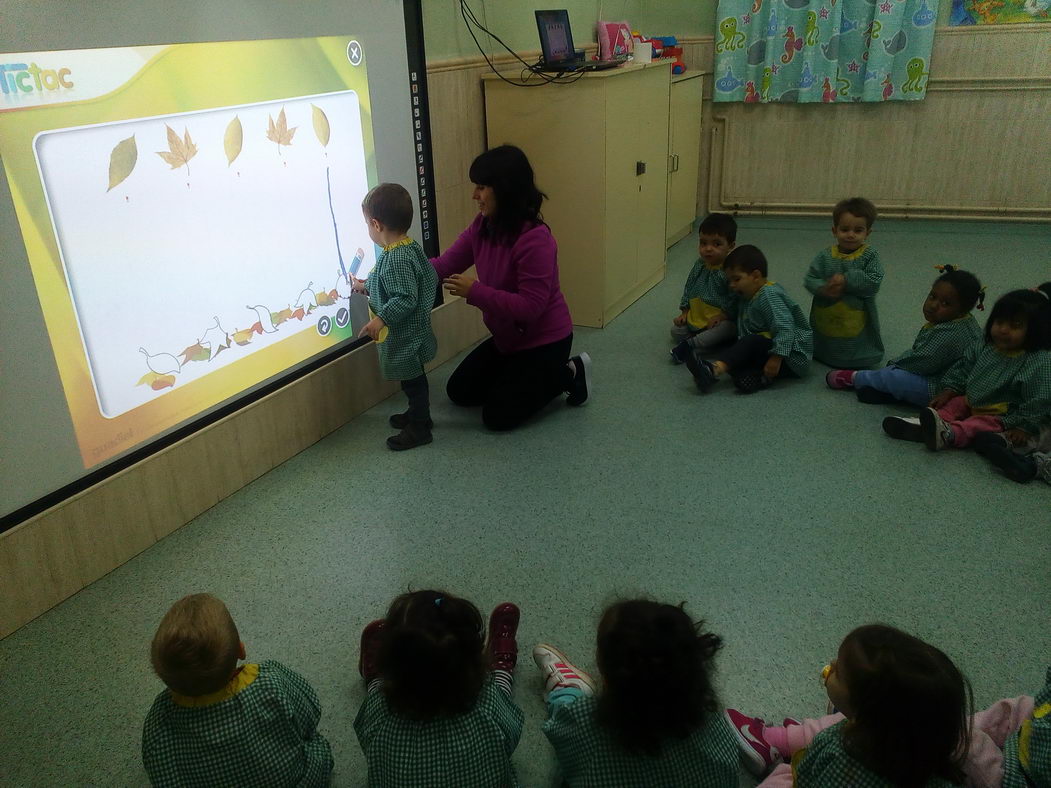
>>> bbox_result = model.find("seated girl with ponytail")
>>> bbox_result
[826,265,985,406]
[532,599,749,786]
[354,589,525,786]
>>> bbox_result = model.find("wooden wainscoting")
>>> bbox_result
[703,26,1051,221]
[0,298,487,638]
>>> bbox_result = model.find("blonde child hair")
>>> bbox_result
[150,593,241,697]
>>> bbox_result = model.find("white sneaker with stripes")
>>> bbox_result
[533,643,597,695]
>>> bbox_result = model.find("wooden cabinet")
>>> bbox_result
[482,62,673,328]
[667,73,704,247]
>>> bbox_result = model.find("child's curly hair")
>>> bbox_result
[594,600,723,757]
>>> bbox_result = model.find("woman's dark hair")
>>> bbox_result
[376,589,486,720]
[933,265,984,312]
[983,283,1051,351]
[838,624,972,788]
[594,600,723,757]
[469,144,547,243]
[723,244,768,278]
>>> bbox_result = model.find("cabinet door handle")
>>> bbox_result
[673,153,680,172]
[636,161,646,176]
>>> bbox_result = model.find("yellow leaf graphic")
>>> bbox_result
[266,107,297,152]
[224,116,243,166]
[107,135,138,192]
[311,104,330,147]
[156,124,198,173]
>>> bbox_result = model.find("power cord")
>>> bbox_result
[460,0,585,86]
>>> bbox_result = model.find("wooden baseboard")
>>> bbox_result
[0,298,488,638]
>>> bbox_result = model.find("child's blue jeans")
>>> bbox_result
[853,365,930,406]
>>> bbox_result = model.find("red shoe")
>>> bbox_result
[358,619,387,682]
[487,603,520,672]
[825,369,856,390]
[725,708,781,777]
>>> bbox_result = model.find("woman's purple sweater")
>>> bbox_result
[432,215,573,354]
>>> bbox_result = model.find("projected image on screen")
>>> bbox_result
[0,37,379,468]
[36,92,371,418]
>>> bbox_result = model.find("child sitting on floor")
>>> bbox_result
[826,265,984,405]
[727,624,972,786]
[883,283,1051,451]
[533,599,748,785]
[804,197,884,370]
[669,212,738,364]
[142,594,333,787]
[731,635,1051,787]
[354,590,524,786]
[684,245,812,394]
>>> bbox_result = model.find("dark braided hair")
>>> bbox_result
[376,589,487,720]
[933,265,985,312]
[594,600,723,757]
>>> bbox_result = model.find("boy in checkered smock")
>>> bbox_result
[727,624,971,787]
[141,594,332,787]
[668,213,739,364]
[804,197,885,370]
[354,590,524,787]
[353,183,439,451]
[685,245,812,394]
[531,599,750,786]
[827,266,984,406]
[883,283,1051,451]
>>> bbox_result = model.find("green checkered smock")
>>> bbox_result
[804,245,885,369]
[891,314,982,397]
[792,721,957,787]
[1004,666,1051,787]
[680,260,735,330]
[736,281,814,376]
[939,343,1051,435]
[353,675,524,787]
[366,238,439,381]
[541,697,742,786]
[142,661,333,787]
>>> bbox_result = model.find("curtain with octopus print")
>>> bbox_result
[712,0,937,102]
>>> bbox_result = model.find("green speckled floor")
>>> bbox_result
[1,217,1048,787]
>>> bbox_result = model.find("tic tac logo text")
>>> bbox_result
[0,63,74,94]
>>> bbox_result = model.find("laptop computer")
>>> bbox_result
[535,9,625,72]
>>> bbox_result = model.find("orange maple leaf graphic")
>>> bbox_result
[156,125,198,174]
[266,108,297,153]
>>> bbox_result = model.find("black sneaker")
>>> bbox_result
[882,416,923,442]
[389,411,434,430]
[855,387,898,405]
[980,441,1038,483]
[972,431,1009,457]
[386,423,433,451]
[669,340,691,365]
[566,352,592,406]
[684,354,716,392]
[731,369,771,394]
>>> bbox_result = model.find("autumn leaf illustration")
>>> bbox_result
[316,289,336,307]
[291,306,306,321]
[179,342,211,364]
[266,108,296,154]
[231,325,260,346]
[224,116,243,166]
[156,125,198,175]
[271,306,293,326]
[136,371,176,390]
[311,104,330,147]
[107,135,138,192]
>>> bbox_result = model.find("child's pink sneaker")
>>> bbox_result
[825,369,856,390]
[725,708,782,777]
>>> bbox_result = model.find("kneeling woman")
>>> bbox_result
[433,145,590,431]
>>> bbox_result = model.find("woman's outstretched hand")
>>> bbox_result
[443,274,476,298]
